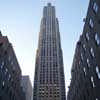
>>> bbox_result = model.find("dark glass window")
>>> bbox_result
[89,18,94,28]
[95,33,100,46]
[93,2,98,14]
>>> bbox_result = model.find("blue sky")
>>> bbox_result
[0,0,89,95]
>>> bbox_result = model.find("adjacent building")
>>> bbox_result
[21,75,32,100]
[0,32,25,100]
[67,0,100,100]
[33,3,66,100]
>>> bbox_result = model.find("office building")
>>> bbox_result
[21,75,32,100]
[0,32,25,100]
[33,3,66,100]
[67,0,100,100]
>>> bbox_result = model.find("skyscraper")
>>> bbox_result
[21,75,32,100]
[33,3,66,100]
[67,0,100,100]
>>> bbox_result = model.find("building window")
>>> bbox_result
[87,58,90,67]
[79,61,81,65]
[11,61,13,65]
[2,81,5,87]
[8,56,11,61]
[86,32,89,41]
[96,66,100,79]
[8,74,11,80]
[1,61,4,69]
[5,68,8,75]
[89,18,94,28]
[93,2,98,14]
[95,33,100,46]
[81,53,83,61]
[90,48,95,57]
[91,76,95,87]
[83,44,86,51]
[83,67,86,76]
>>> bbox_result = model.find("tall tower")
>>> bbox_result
[33,3,66,100]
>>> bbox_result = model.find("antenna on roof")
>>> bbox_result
[41,0,56,6]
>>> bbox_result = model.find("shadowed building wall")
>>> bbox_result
[67,0,100,100]
[0,32,25,100]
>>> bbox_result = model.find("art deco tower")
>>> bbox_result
[33,3,66,100]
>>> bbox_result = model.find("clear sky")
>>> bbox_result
[0,0,89,96]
